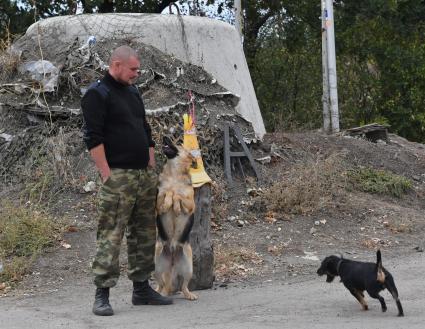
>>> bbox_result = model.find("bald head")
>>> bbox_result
[109,45,139,65]
[108,45,140,85]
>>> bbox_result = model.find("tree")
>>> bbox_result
[334,0,425,141]
[3,0,425,142]
[0,1,34,40]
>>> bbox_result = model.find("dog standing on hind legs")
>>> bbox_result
[154,136,198,301]
[317,249,404,316]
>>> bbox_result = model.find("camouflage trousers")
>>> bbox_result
[92,168,158,288]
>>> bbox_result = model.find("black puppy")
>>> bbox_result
[317,250,404,316]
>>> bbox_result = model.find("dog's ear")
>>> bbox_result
[162,136,179,159]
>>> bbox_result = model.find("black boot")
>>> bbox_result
[92,288,114,316]
[132,280,173,305]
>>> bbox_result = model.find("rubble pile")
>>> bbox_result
[0,36,257,186]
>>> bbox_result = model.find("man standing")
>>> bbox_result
[81,45,172,316]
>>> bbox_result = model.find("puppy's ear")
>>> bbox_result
[162,136,179,159]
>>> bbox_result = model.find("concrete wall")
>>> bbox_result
[24,13,266,138]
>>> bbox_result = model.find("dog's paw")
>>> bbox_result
[184,291,198,301]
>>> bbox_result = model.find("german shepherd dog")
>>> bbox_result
[317,250,404,316]
[154,136,198,300]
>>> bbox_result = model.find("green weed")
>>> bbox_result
[348,167,412,197]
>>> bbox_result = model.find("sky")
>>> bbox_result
[71,0,234,24]
[162,0,234,24]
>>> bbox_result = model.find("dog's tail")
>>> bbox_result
[376,250,404,316]
[385,274,404,316]
[376,249,386,283]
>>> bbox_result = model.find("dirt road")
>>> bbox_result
[1,252,423,329]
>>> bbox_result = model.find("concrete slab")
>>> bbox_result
[22,13,266,138]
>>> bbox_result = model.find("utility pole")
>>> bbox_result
[321,0,331,134]
[322,0,340,133]
[234,0,243,41]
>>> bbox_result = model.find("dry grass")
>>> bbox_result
[211,179,229,222]
[0,256,30,285]
[361,238,389,249]
[0,201,62,286]
[21,130,83,204]
[260,153,411,217]
[384,221,411,234]
[0,30,20,81]
[262,153,347,215]
[214,244,263,282]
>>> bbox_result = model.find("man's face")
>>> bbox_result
[113,56,140,85]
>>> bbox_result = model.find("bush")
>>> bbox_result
[348,167,412,197]
[262,153,347,215]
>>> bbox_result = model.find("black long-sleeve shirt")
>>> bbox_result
[81,72,155,169]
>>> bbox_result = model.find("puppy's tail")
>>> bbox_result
[376,249,385,283]
[376,250,404,316]
[385,274,404,317]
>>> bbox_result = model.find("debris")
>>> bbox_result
[227,215,238,222]
[60,241,72,249]
[270,143,284,158]
[247,188,261,197]
[78,35,97,51]
[237,220,245,227]
[344,123,389,143]
[267,245,280,255]
[0,283,6,290]
[414,246,424,252]
[1,36,258,185]
[66,226,79,233]
[83,181,96,193]
[24,105,81,118]
[176,67,184,77]
[0,133,13,142]
[361,237,388,249]
[18,60,59,92]
[264,211,277,224]
[255,156,271,164]
[301,252,319,262]
[412,175,421,182]
[310,227,317,235]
